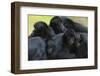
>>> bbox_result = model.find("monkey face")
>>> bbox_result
[34,21,48,32]
[66,36,75,45]
[63,29,75,46]
[33,21,52,39]
[50,16,65,34]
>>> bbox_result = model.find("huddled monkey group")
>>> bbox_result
[28,16,88,60]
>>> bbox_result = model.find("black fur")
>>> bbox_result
[28,16,88,60]
[29,21,54,40]
[28,37,47,60]
[59,16,88,33]
[50,16,66,34]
